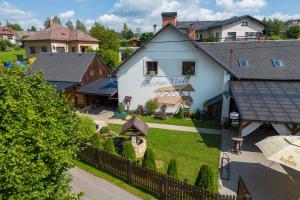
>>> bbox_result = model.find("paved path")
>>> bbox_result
[71,167,140,200]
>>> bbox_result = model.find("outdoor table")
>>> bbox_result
[231,137,244,154]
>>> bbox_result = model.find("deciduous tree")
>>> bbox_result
[140,32,154,43]
[286,25,300,39]
[266,19,285,38]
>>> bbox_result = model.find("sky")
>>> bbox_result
[1,0,300,32]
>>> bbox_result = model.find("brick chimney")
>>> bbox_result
[161,12,177,27]
[48,19,54,27]
[188,24,196,40]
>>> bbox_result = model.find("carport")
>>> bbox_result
[230,80,300,137]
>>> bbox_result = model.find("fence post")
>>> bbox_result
[160,175,168,200]
[127,160,132,184]
[96,149,101,169]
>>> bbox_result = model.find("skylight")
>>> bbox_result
[272,59,284,68]
[239,59,249,68]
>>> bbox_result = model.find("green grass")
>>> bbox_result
[76,160,156,200]
[140,115,222,130]
[109,124,220,190]
[0,49,26,63]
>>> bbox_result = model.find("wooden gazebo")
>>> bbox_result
[120,116,148,136]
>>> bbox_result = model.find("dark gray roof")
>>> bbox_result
[31,53,97,82]
[231,81,300,124]
[77,78,117,96]
[48,81,77,91]
[177,15,264,31]
[198,40,300,80]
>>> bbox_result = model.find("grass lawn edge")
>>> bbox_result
[75,160,156,200]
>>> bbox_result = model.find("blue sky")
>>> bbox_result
[1,0,300,31]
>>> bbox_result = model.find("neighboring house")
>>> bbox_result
[31,52,116,108]
[24,20,99,58]
[164,12,266,42]
[0,27,16,44]
[15,31,33,46]
[286,19,300,27]
[115,22,300,136]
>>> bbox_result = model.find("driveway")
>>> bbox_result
[219,127,300,200]
[71,167,140,200]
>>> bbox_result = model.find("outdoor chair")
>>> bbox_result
[154,105,167,120]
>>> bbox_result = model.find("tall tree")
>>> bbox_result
[139,32,154,43]
[27,26,37,31]
[0,67,95,199]
[6,21,23,31]
[121,23,134,40]
[65,20,74,30]
[75,20,87,33]
[286,25,300,39]
[266,19,285,37]
[53,16,62,24]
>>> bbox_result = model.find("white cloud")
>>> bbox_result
[0,1,42,29]
[59,10,75,20]
[216,0,267,12]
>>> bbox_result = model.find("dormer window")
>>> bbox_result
[242,22,248,26]
[272,59,284,68]
[239,59,249,68]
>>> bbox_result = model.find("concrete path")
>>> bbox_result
[71,167,140,200]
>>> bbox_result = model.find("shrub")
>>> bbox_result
[121,141,136,160]
[100,126,111,135]
[268,35,282,40]
[194,165,215,192]
[146,99,159,115]
[177,107,184,119]
[193,108,201,120]
[90,133,101,149]
[117,103,125,113]
[142,148,156,170]
[103,137,116,154]
[76,115,96,141]
[167,159,178,179]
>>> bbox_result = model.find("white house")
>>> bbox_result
[0,27,16,44]
[116,23,231,123]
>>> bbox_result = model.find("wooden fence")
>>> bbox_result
[237,176,252,200]
[78,146,252,200]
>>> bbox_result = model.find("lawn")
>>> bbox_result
[0,49,26,63]
[140,115,222,130]
[109,124,221,189]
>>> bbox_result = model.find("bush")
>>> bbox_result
[76,115,96,141]
[142,148,156,170]
[0,39,13,51]
[177,107,184,119]
[103,137,116,154]
[146,99,158,115]
[167,159,178,179]
[121,141,136,160]
[90,133,101,149]
[117,103,125,113]
[194,165,215,192]
[100,126,111,135]
[193,108,201,120]
[268,35,282,40]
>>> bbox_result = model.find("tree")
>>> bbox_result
[100,126,111,135]
[66,20,74,30]
[193,108,201,120]
[90,133,101,149]
[140,32,154,43]
[103,137,116,154]
[0,67,94,199]
[6,21,23,31]
[121,141,136,160]
[266,19,285,37]
[123,48,134,60]
[177,107,184,119]
[97,49,119,69]
[28,26,37,31]
[167,159,178,179]
[286,25,300,39]
[142,148,156,170]
[75,20,87,33]
[53,16,62,24]
[194,165,215,192]
[146,99,158,115]
[121,23,134,40]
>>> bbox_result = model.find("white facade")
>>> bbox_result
[198,17,265,42]
[117,26,230,116]
[0,34,16,44]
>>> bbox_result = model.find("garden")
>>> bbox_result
[83,115,221,193]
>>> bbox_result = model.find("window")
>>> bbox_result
[242,22,248,26]
[272,59,284,68]
[215,32,220,41]
[71,47,76,52]
[227,32,236,39]
[56,47,65,53]
[41,46,47,52]
[239,59,249,68]
[245,32,258,39]
[29,47,36,54]
[182,61,195,75]
[7,35,13,39]
[146,61,158,75]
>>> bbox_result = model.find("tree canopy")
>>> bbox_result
[286,25,300,39]
[265,19,285,37]
[27,26,37,31]
[75,20,87,33]
[140,32,154,43]
[0,67,95,199]
[121,23,134,40]
[66,20,75,30]
[6,21,23,31]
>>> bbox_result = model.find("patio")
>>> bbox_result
[219,126,300,200]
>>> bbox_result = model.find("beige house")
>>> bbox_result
[24,21,99,58]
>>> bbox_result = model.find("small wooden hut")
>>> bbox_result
[120,116,148,137]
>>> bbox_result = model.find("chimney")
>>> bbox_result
[188,23,196,40]
[161,12,177,27]
[153,24,157,33]
[48,19,54,27]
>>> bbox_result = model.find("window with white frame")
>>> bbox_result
[146,61,158,75]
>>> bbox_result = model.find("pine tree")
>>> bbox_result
[76,20,87,33]
[65,20,74,30]
[194,165,215,192]
[103,137,116,154]
[121,141,136,160]
[142,148,156,170]
[167,159,178,178]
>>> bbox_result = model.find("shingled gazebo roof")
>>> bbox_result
[120,116,148,136]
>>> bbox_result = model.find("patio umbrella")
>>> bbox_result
[255,136,300,172]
